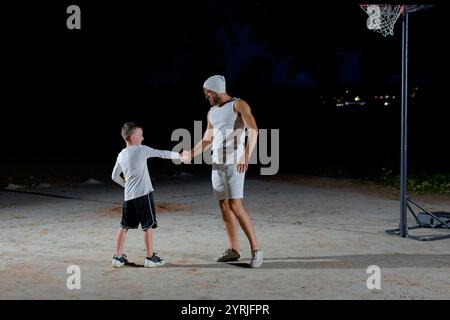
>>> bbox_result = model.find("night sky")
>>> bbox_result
[1,1,448,181]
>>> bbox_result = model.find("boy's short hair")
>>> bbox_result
[121,122,141,141]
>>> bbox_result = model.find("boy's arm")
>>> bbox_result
[111,160,125,187]
[143,145,180,160]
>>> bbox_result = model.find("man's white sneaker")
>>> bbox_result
[250,249,263,268]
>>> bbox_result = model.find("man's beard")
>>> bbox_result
[211,97,219,105]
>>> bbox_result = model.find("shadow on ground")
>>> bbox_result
[122,254,450,270]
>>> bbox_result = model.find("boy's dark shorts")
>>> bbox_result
[121,193,157,231]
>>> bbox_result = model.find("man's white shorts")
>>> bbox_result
[211,163,245,200]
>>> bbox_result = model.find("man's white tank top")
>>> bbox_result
[209,98,245,165]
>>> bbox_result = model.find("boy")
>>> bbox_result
[111,122,188,268]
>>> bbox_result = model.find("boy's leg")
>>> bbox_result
[143,228,153,257]
[219,199,240,251]
[115,227,128,257]
[143,227,165,267]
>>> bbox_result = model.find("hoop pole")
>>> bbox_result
[399,10,409,237]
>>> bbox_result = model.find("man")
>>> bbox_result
[186,75,263,268]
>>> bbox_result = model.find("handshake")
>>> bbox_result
[179,151,192,164]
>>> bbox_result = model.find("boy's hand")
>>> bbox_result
[180,151,191,164]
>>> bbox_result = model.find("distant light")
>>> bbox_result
[336,103,344,107]
[385,95,389,99]
[354,96,361,102]
[345,90,349,94]
[384,101,389,106]
[380,96,384,100]
[392,96,396,99]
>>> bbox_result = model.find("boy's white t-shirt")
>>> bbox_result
[112,145,179,201]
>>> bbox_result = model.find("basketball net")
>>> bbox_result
[360,5,405,37]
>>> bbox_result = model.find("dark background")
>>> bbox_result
[1,1,448,182]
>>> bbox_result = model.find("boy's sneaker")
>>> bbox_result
[250,249,263,268]
[144,253,165,268]
[217,248,240,262]
[112,254,128,268]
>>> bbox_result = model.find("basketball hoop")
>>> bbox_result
[360,4,405,36]
[358,4,448,241]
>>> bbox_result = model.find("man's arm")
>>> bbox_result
[234,99,259,173]
[188,111,214,160]
[111,160,125,187]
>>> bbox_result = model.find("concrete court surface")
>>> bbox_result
[1,174,449,299]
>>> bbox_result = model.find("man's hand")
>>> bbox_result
[180,151,192,164]
[237,155,249,173]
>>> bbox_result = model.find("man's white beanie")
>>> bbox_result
[203,75,226,93]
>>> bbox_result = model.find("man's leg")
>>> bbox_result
[219,199,240,251]
[115,227,128,257]
[143,229,153,257]
[229,199,260,251]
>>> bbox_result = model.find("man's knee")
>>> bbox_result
[219,200,233,215]
[219,199,230,211]
[229,199,243,215]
